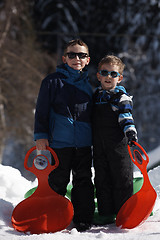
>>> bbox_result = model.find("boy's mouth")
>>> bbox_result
[74,63,81,65]
[73,62,81,66]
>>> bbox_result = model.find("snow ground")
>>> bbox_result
[0,158,160,240]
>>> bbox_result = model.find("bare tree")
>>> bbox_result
[0,1,56,174]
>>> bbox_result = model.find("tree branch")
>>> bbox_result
[5,50,44,79]
[0,5,12,49]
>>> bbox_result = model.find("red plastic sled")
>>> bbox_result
[116,142,157,229]
[11,146,74,234]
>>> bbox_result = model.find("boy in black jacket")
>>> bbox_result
[34,39,95,231]
[93,55,138,224]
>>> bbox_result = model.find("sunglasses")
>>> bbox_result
[99,70,121,78]
[66,52,89,59]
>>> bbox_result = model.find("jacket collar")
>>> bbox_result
[56,64,93,97]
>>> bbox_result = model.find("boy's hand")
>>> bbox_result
[36,139,49,150]
[126,130,138,147]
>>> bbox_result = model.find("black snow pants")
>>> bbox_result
[93,103,133,216]
[93,137,133,216]
[48,146,95,224]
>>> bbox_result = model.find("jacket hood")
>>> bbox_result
[114,85,127,93]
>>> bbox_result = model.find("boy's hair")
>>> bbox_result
[64,39,89,56]
[98,55,125,74]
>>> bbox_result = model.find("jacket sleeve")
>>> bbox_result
[34,76,55,140]
[118,94,137,135]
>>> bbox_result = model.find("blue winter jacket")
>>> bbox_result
[34,63,93,148]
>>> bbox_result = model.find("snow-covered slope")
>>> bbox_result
[0,163,160,240]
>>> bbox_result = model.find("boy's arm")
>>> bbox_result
[34,76,55,149]
[118,94,138,146]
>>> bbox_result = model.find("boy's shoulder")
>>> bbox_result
[44,72,64,82]
[41,72,65,89]
[113,86,133,100]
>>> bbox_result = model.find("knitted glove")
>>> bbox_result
[126,130,138,147]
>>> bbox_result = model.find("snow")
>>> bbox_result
[147,146,160,170]
[0,158,160,239]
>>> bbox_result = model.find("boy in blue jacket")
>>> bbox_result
[93,55,138,224]
[34,39,95,231]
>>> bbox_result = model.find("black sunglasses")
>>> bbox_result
[99,70,121,78]
[66,52,89,59]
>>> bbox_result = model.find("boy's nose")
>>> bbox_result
[75,55,80,60]
[106,74,112,78]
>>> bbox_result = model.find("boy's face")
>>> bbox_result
[62,44,90,71]
[97,63,123,90]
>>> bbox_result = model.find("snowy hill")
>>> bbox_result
[0,161,160,240]
[148,146,160,170]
